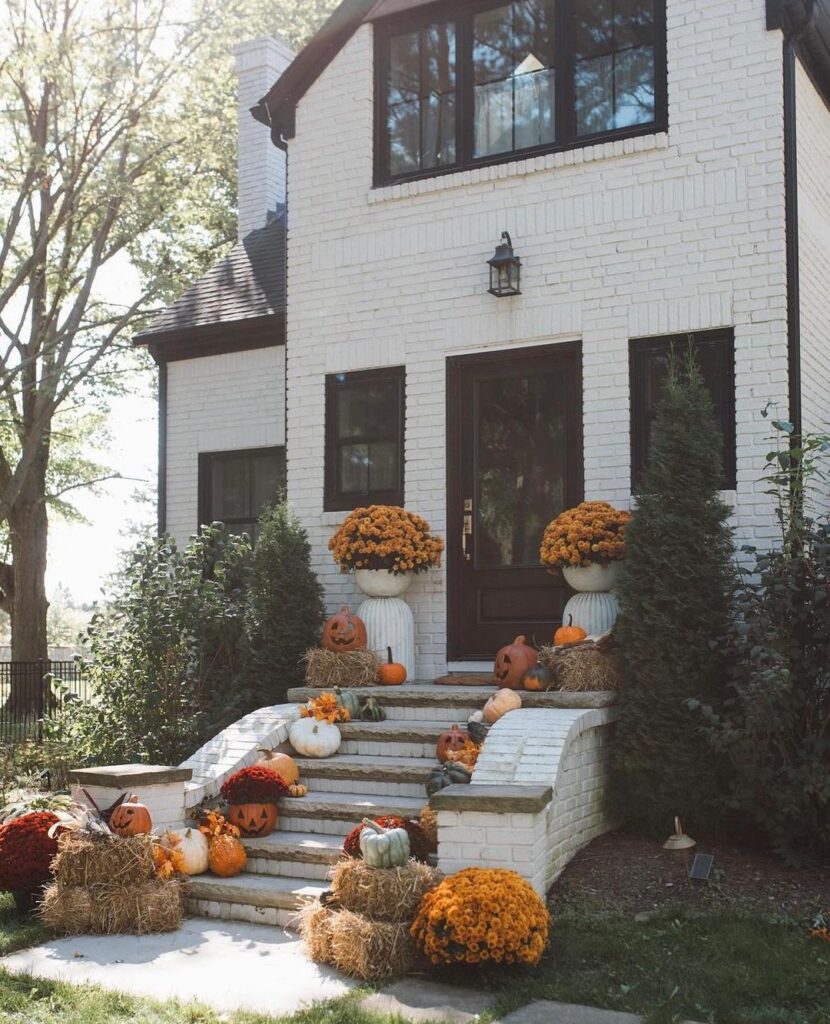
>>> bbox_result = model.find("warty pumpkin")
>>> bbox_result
[358,817,410,868]
[322,605,367,652]
[483,688,522,723]
[208,833,247,877]
[493,635,538,689]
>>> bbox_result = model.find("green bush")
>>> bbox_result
[613,347,736,835]
[244,503,325,705]
[700,422,830,862]
[65,526,254,766]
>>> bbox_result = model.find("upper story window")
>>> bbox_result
[375,0,665,185]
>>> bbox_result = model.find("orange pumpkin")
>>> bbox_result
[227,802,277,837]
[436,724,468,763]
[554,616,588,646]
[109,795,152,837]
[257,749,299,786]
[322,606,367,652]
[493,635,538,689]
[208,833,247,877]
[378,647,407,685]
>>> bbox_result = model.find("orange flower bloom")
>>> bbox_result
[329,505,444,575]
[540,501,630,572]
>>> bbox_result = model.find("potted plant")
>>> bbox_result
[220,766,289,838]
[0,811,60,914]
[328,505,443,598]
[540,501,630,634]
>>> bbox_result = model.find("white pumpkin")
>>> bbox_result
[288,718,341,758]
[164,827,209,875]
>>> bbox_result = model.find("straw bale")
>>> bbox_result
[328,908,412,982]
[330,857,439,922]
[51,831,154,887]
[304,648,380,688]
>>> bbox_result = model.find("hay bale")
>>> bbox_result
[328,908,412,982]
[304,647,380,688]
[296,899,336,964]
[419,806,438,852]
[51,831,155,887]
[40,879,182,935]
[40,883,93,935]
[538,640,621,692]
[330,857,439,922]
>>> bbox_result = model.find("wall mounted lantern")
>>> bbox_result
[487,232,521,297]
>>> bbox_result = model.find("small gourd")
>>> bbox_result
[483,688,522,724]
[554,615,588,647]
[436,724,467,763]
[425,762,470,797]
[335,689,362,719]
[523,665,553,691]
[378,647,407,685]
[289,717,341,758]
[360,696,386,722]
[358,817,410,868]
[493,635,538,689]
[287,783,308,798]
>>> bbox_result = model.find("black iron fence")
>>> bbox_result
[0,660,91,744]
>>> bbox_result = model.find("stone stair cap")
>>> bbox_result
[70,764,192,788]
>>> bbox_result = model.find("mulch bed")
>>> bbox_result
[549,829,829,921]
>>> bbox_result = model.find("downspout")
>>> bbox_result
[155,355,168,536]
[782,0,818,437]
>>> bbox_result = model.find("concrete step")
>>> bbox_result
[185,873,326,929]
[288,683,617,711]
[295,754,432,799]
[241,830,343,881]
[276,790,426,836]
[336,719,450,759]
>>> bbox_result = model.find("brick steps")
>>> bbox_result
[186,873,327,928]
[295,754,432,798]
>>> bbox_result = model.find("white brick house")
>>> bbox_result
[137,0,830,681]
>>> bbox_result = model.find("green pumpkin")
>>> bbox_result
[467,719,491,745]
[335,689,362,719]
[360,696,386,722]
[425,763,470,797]
[358,817,410,868]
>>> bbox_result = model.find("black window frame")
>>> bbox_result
[324,366,406,512]
[198,446,286,539]
[629,329,737,491]
[374,0,668,187]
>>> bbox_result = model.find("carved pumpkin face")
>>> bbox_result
[436,724,468,763]
[322,606,367,653]
[228,802,277,837]
[109,796,152,837]
[493,635,538,689]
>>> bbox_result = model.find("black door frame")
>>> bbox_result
[445,341,584,662]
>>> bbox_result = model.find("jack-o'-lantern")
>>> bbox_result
[436,724,467,763]
[493,635,538,689]
[227,802,277,837]
[322,605,367,653]
[109,795,152,837]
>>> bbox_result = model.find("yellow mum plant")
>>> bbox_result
[410,867,550,966]
[329,505,444,575]
[540,501,630,571]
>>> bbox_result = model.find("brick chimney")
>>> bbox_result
[234,36,294,240]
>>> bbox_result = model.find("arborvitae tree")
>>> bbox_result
[245,503,325,704]
[613,347,736,835]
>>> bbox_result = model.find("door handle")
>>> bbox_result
[462,499,473,562]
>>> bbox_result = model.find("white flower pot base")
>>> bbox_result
[357,596,415,681]
[561,591,620,636]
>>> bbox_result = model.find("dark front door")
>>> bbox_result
[447,343,583,661]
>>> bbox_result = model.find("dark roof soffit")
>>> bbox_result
[771,0,830,105]
[141,313,285,365]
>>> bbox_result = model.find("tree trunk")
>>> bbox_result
[4,468,50,716]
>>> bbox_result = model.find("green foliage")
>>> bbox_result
[699,422,830,862]
[244,504,325,706]
[614,346,736,835]
[64,526,254,766]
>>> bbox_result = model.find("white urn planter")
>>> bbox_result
[355,569,415,680]
[562,562,622,635]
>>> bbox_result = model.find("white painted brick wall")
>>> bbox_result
[73,783,186,832]
[285,1,789,678]
[796,61,830,440]
[165,347,285,544]
[235,37,293,239]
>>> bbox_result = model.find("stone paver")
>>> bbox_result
[360,978,497,1023]
[496,1000,642,1024]
[0,918,354,1016]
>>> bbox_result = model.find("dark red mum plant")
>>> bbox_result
[220,766,289,804]
[0,811,60,893]
[342,815,429,863]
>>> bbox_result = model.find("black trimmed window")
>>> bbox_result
[629,330,737,490]
[198,447,286,541]
[375,0,666,185]
[325,367,405,512]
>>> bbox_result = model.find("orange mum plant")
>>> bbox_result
[300,691,350,724]
[540,501,630,571]
[328,505,444,575]
[410,867,550,966]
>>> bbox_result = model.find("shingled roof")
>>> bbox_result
[134,214,286,361]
